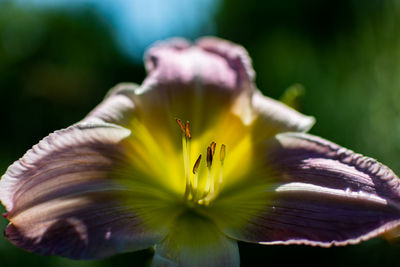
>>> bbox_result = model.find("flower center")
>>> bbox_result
[176,119,226,206]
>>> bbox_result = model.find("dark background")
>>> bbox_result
[1,0,400,266]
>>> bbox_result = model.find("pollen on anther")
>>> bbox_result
[210,141,216,156]
[176,118,186,134]
[176,118,192,139]
[193,154,202,174]
[185,121,191,139]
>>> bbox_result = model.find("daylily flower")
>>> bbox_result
[2,37,400,266]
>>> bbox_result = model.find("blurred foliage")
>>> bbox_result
[216,0,400,173]
[279,83,305,110]
[0,1,145,169]
[1,0,400,266]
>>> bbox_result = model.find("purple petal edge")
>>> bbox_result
[271,132,400,202]
[0,122,161,259]
[220,132,400,247]
[0,122,130,212]
[143,37,255,95]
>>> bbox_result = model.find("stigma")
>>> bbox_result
[176,118,226,206]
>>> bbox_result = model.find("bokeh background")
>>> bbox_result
[1,0,400,266]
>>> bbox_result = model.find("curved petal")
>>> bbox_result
[208,132,400,247]
[249,91,315,140]
[195,36,255,87]
[83,83,138,127]
[270,133,400,201]
[0,123,163,259]
[152,212,239,267]
[144,36,254,95]
[134,37,256,142]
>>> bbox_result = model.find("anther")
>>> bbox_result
[210,141,216,156]
[193,154,202,174]
[218,144,226,188]
[192,154,202,197]
[176,118,186,134]
[185,121,191,139]
[176,118,226,205]
[206,146,213,168]
[220,144,226,163]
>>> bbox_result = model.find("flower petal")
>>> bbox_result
[195,36,255,87]
[270,133,400,202]
[133,37,256,141]
[0,122,162,259]
[209,132,400,247]
[144,36,254,95]
[249,90,315,138]
[152,212,239,267]
[83,83,138,127]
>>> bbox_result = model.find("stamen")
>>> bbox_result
[206,146,213,168]
[220,144,226,163]
[205,142,217,195]
[193,154,202,174]
[210,141,216,156]
[185,121,192,139]
[192,154,201,197]
[176,118,226,206]
[177,118,192,199]
[176,118,186,134]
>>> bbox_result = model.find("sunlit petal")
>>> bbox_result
[134,37,255,142]
[0,123,163,259]
[209,132,400,246]
[3,36,398,264]
[249,90,315,141]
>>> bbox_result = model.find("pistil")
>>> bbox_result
[192,154,202,200]
[176,119,192,199]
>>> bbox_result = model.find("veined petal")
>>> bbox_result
[0,123,162,259]
[208,132,400,247]
[144,36,254,94]
[133,37,255,141]
[195,36,255,87]
[152,212,239,267]
[270,133,400,202]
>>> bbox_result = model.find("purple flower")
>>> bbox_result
[1,37,400,266]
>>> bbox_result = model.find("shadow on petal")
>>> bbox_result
[208,132,400,247]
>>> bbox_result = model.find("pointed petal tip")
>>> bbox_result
[302,115,316,131]
[251,90,316,134]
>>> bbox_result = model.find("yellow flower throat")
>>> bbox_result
[176,119,225,206]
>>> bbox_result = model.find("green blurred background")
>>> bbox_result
[1,0,400,266]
